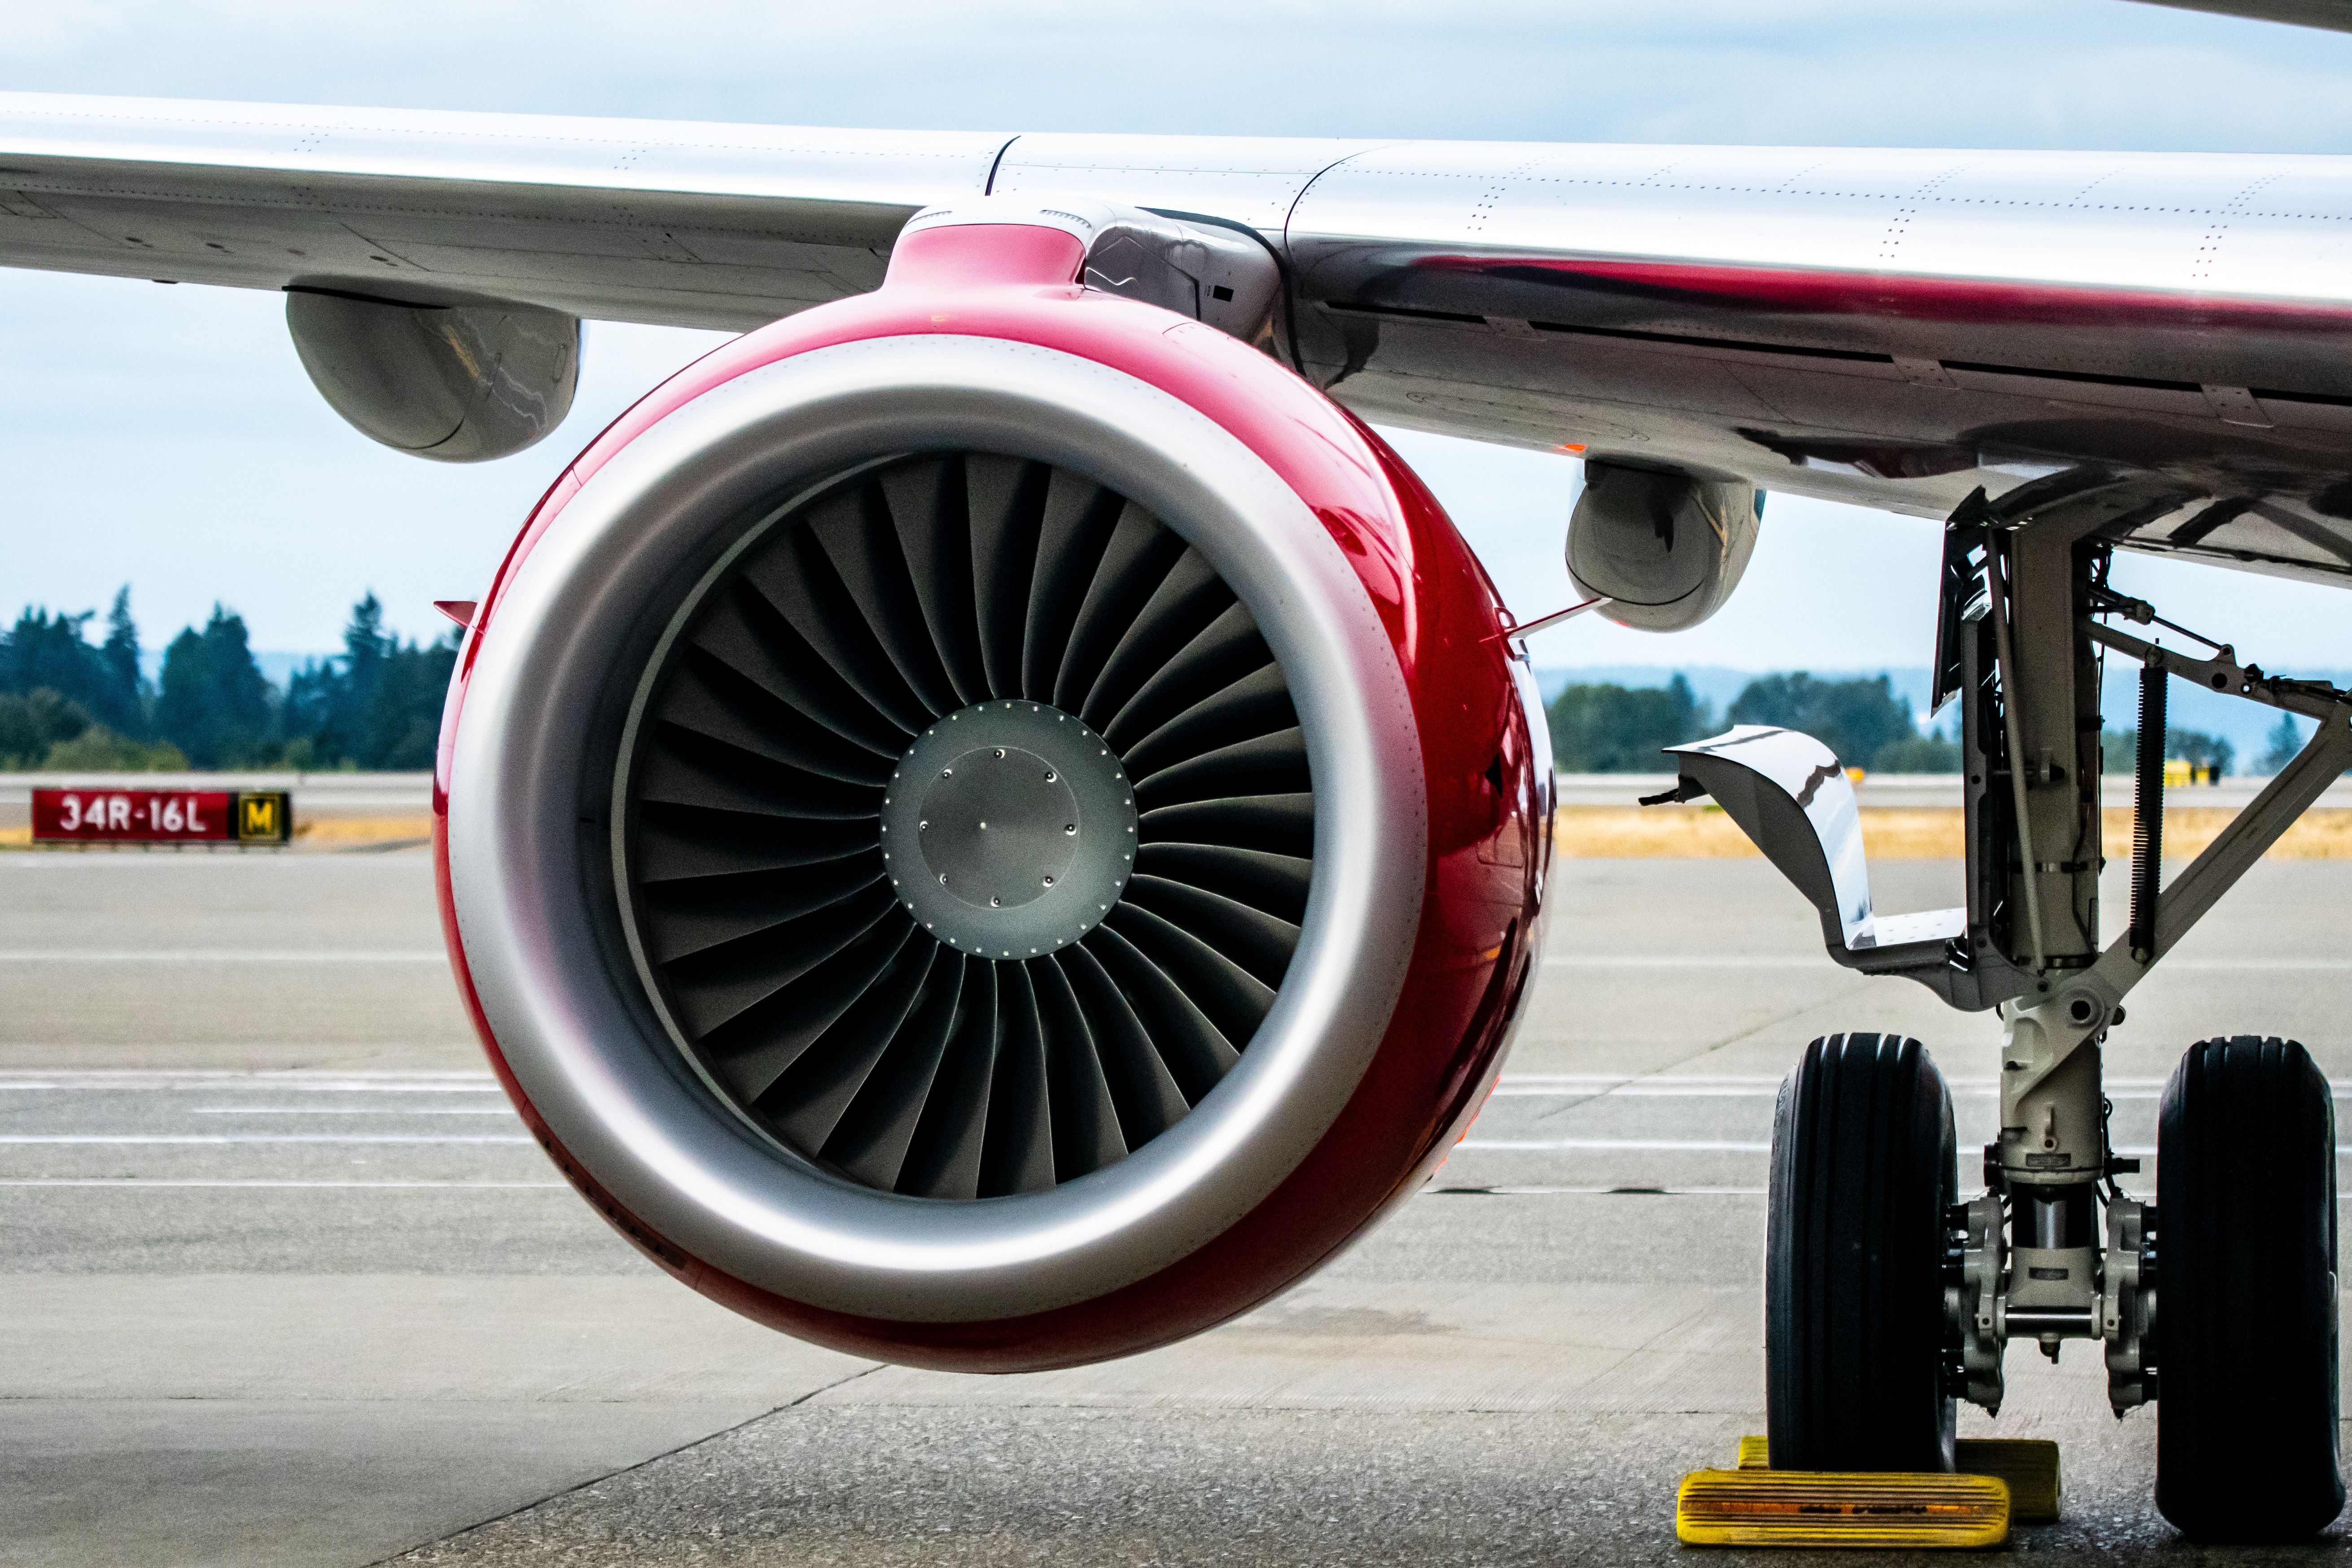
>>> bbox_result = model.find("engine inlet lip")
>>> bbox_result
[447,333,1426,1323]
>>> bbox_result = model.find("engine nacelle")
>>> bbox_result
[286,287,578,462]
[1565,460,1762,633]
[434,199,1547,1372]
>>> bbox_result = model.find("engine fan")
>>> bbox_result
[434,199,1550,1371]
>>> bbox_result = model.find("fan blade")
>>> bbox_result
[1132,727,1309,813]
[1081,922,1240,1098]
[691,586,905,758]
[739,521,932,736]
[1101,902,1277,1053]
[880,456,990,706]
[1029,954,1127,1179]
[638,857,888,964]
[1078,547,1231,731]
[637,725,883,821]
[657,649,893,786]
[823,949,970,1190]
[661,882,902,1038]
[1104,604,1270,752]
[980,961,1056,1196]
[1120,874,1302,990]
[704,908,917,1100]
[1052,506,1185,714]
[966,454,1049,700]
[766,936,945,1155]
[1055,942,1190,1147]
[1118,661,1295,783]
[1023,469,1124,701]
[1131,842,1312,925]
[806,480,961,718]
[634,802,876,883]
[896,961,1000,1199]
[1139,793,1315,858]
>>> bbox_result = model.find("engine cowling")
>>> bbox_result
[433,199,1548,1372]
[1565,460,1762,633]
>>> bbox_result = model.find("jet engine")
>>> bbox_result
[1565,460,1762,633]
[433,198,1548,1372]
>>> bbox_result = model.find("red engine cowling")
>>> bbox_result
[433,199,1550,1372]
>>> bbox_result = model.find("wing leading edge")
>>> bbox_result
[0,92,1013,330]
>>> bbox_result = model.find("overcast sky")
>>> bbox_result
[4,0,2351,672]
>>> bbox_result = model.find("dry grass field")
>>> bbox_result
[0,814,436,852]
[1558,804,2352,860]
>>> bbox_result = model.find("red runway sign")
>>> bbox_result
[32,788,292,845]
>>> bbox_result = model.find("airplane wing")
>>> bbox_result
[2,92,2349,585]
[2129,0,2352,31]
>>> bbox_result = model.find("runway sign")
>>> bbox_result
[31,788,293,846]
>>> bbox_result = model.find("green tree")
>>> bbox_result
[1,591,147,738]
[0,690,90,768]
[1728,672,1927,771]
[281,594,460,770]
[2258,713,2305,775]
[357,633,459,769]
[1548,675,1713,772]
[1870,729,1963,773]
[153,605,276,766]
[97,587,148,737]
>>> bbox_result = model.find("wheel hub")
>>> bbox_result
[880,701,1137,958]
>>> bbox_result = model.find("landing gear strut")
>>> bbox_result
[1660,473,2350,1539]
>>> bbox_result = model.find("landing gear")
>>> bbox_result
[1766,1034,1958,1473]
[2156,1036,2344,1541]
[1656,473,2352,1535]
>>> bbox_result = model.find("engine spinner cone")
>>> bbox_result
[882,701,1137,958]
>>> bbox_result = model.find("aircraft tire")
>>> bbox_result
[2156,1035,2344,1542]
[1766,1032,1957,1473]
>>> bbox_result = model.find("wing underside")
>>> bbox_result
[2,93,2350,585]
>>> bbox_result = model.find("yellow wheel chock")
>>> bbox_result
[1734,1435,2058,1525]
[1682,1436,2060,1546]
[1676,1468,2009,1549]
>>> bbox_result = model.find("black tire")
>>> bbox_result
[1767,1032,1958,1472]
[2156,1035,2344,1542]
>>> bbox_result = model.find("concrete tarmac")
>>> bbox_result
[0,847,2347,1564]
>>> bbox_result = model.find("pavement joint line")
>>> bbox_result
[0,1073,500,1090]
[0,1134,537,1145]
[1461,1138,1776,1152]
[0,950,445,962]
[0,1178,568,1188]
[188,1106,519,1115]
[1451,1139,2325,1157]
[1531,969,1875,1124]
[1430,1185,1768,1196]
[1541,954,2352,971]
[358,1362,892,1568]
[1488,1085,2334,1100]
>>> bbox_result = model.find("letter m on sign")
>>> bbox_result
[237,793,286,843]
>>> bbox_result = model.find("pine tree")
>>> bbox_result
[2259,713,2305,775]
[96,587,147,737]
[153,606,276,766]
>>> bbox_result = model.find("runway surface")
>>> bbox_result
[1,847,2346,1564]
